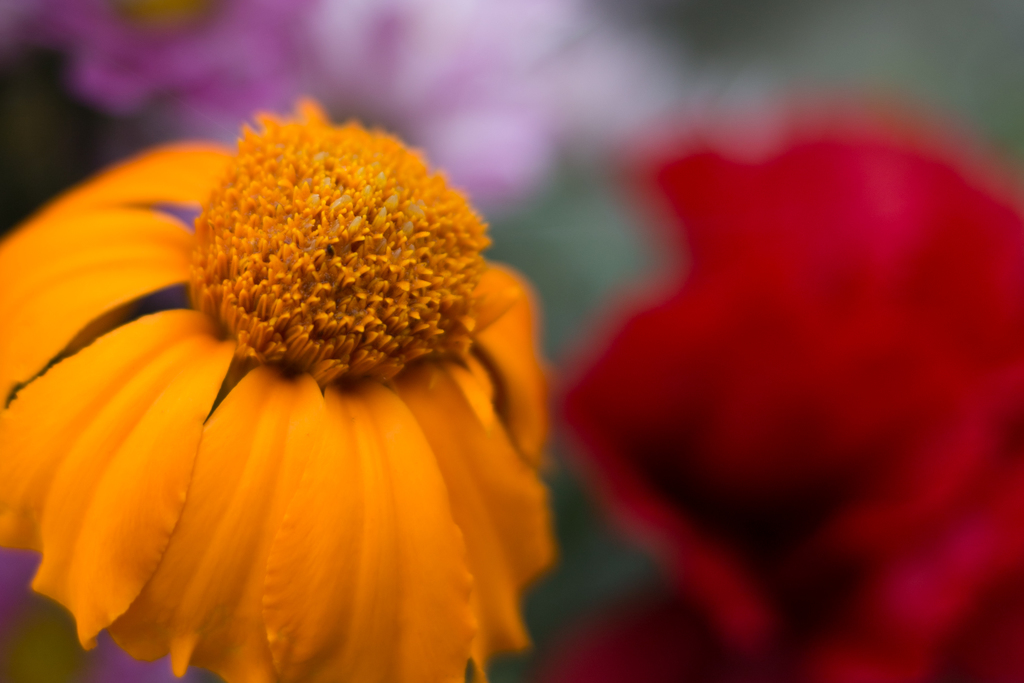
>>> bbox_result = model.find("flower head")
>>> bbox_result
[563,116,1024,683]
[0,101,554,682]
[191,111,489,382]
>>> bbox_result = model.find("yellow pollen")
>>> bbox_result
[189,105,489,385]
[111,0,212,26]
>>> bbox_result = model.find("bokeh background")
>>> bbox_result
[4,0,1024,681]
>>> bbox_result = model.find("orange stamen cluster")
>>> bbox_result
[189,106,489,385]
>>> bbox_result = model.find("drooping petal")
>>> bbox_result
[0,311,221,551]
[473,265,548,466]
[395,361,555,670]
[473,266,523,334]
[29,144,230,223]
[109,367,325,683]
[31,334,234,646]
[262,381,475,683]
[0,207,196,401]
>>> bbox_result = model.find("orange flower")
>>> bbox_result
[0,102,554,683]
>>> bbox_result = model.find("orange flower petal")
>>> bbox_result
[29,143,230,224]
[32,334,234,647]
[109,367,325,683]
[473,267,523,334]
[262,381,475,683]
[396,362,555,671]
[0,311,221,551]
[473,265,548,466]
[0,207,196,401]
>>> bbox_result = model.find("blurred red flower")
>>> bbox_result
[559,117,1024,683]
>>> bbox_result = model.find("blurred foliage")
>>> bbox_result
[0,52,105,235]
[2,601,84,683]
[489,165,658,362]
[489,166,664,680]
[633,0,1024,158]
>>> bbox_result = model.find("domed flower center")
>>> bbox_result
[189,109,489,385]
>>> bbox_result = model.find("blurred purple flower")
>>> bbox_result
[31,0,310,122]
[0,548,209,682]
[0,0,37,66]
[77,633,206,683]
[304,0,685,207]
[0,548,36,634]
[27,0,686,207]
